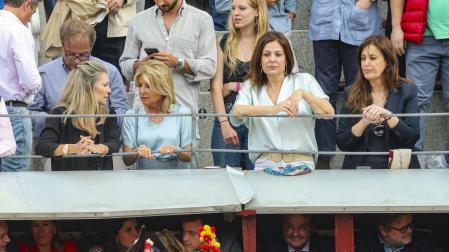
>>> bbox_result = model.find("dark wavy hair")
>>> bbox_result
[247,31,294,92]
[346,35,409,112]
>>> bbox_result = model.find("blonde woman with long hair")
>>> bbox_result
[121,60,192,169]
[210,0,269,169]
[36,61,120,171]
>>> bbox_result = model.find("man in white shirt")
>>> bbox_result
[0,0,42,171]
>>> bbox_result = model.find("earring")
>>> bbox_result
[284,64,287,75]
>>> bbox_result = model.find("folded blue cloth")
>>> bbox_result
[263,164,312,176]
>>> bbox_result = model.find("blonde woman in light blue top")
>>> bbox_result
[231,32,334,174]
[121,60,192,169]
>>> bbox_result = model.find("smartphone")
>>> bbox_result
[144,48,159,55]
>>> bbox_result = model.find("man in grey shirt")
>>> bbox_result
[119,0,217,112]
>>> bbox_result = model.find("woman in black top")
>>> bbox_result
[36,61,120,171]
[210,0,269,169]
[336,36,419,169]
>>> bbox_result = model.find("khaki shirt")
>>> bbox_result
[42,0,136,58]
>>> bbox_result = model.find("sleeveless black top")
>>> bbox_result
[220,33,251,104]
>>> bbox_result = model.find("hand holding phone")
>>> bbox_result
[144,48,159,56]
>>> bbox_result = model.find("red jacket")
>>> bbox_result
[401,0,429,44]
[18,240,79,252]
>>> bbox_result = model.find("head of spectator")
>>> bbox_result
[60,19,96,71]
[247,31,295,91]
[3,0,38,24]
[134,60,176,114]
[225,0,269,72]
[58,61,110,138]
[282,214,314,251]
[346,35,408,113]
[30,220,57,249]
[182,216,203,252]
[0,221,10,252]
[377,214,414,249]
[103,218,139,251]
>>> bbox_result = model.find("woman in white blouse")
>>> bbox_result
[231,31,334,174]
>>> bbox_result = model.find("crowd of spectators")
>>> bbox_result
[2,213,449,252]
[2,0,447,172]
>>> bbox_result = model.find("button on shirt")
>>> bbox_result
[119,2,217,111]
[30,56,130,137]
[308,0,382,46]
[0,10,41,104]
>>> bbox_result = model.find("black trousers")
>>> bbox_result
[313,40,359,161]
[91,16,126,77]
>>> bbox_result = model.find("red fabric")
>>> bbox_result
[401,0,429,44]
[18,240,79,252]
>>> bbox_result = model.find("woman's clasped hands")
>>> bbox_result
[362,104,392,124]
[76,135,95,155]
[275,89,302,117]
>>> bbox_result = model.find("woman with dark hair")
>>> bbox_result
[336,35,420,169]
[89,218,142,252]
[18,220,79,252]
[231,31,334,174]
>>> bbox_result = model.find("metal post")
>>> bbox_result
[239,210,257,252]
[335,214,354,252]
[191,106,198,169]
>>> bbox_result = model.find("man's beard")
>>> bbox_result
[158,0,178,13]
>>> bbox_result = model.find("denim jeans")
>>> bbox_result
[211,103,253,169]
[209,0,229,31]
[406,37,449,156]
[313,40,359,161]
[0,106,32,171]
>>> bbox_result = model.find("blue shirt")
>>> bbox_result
[121,105,192,169]
[30,56,130,137]
[308,0,382,46]
[268,0,296,33]
[0,1,4,10]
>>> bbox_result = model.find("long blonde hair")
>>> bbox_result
[224,0,269,74]
[59,61,109,138]
[134,60,176,113]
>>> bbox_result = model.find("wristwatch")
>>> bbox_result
[62,144,69,156]
[176,58,184,71]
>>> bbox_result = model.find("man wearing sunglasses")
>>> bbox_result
[356,214,435,252]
